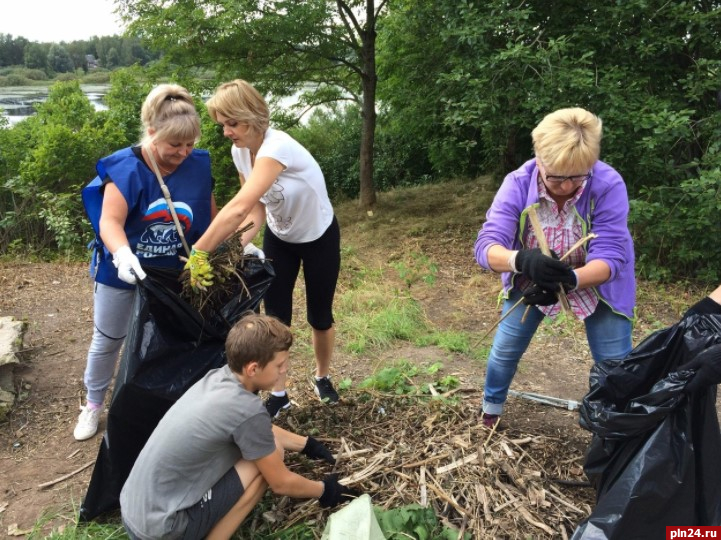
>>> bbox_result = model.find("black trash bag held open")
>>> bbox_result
[79,259,274,521]
[572,313,721,540]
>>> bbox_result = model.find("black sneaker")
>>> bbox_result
[314,376,340,404]
[265,393,291,418]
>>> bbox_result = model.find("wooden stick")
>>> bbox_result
[420,465,428,507]
[519,231,599,322]
[526,206,571,313]
[331,437,346,473]
[436,452,479,475]
[476,296,525,343]
[561,233,598,262]
[402,451,452,469]
[476,232,598,344]
[38,460,94,489]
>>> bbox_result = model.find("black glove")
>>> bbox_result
[515,248,576,291]
[301,436,335,464]
[682,296,721,320]
[681,343,721,394]
[522,285,559,306]
[319,473,360,508]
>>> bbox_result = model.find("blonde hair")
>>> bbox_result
[532,107,602,173]
[205,79,270,136]
[225,312,293,372]
[139,84,201,145]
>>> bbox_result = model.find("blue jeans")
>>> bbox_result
[482,289,632,416]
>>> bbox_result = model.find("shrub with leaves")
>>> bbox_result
[374,503,471,540]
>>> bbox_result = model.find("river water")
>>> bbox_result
[0,85,109,126]
[0,84,327,127]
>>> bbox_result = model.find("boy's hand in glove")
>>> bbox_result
[184,247,214,290]
[319,474,360,508]
[112,245,146,284]
[301,436,335,464]
[513,248,576,291]
[681,343,721,394]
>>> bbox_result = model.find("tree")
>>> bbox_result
[432,0,721,188]
[24,42,48,70]
[105,47,120,69]
[376,0,472,178]
[65,41,90,73]
[119,0,390,209]
[47,44,75,73]
[0,34,28,67]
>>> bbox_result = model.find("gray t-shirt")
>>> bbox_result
[120,365,276,539]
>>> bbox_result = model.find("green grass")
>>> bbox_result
[340,292,427,354]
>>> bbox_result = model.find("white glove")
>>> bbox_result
[243,243,265,261]
[112,245,147,284]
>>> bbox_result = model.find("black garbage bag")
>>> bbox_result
[79,258,274,521]
[572,312,721,539]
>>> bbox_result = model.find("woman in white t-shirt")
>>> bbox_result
[189,79,341,417]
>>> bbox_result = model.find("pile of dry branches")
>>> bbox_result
[261,391,595,539]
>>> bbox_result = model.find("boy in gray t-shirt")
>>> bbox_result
[120,313,357,540]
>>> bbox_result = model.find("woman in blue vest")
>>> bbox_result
[74,84,216,441]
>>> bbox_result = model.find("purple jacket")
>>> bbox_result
[474,158,635,319]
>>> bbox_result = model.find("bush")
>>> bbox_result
[631,166,721,283]
[289,105,362,200]
[289,106,436,201]
[21,68,48,81]
[55,72,78,82]
[0,74,31,87]
[81,70,112,84]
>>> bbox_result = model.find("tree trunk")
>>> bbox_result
[358,1,378,210]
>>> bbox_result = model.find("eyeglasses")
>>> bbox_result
[543,170,593,184]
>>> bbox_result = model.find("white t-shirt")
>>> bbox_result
[231,128,334,243]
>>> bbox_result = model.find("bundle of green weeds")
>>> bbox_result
[180,223,258,316]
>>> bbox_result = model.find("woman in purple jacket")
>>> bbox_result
[474,107,635,428]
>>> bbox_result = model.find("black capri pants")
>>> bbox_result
[262,215,340,330]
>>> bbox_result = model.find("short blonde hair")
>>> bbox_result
[532,107,602,174]
[225,312,293,372]
[205,79,270,136]
[139,84,200,145]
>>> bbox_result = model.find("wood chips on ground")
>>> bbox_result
[254,389,595,539]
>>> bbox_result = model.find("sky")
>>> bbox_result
[1,0,127,43]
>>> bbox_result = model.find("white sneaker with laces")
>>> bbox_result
[73,405,102,441]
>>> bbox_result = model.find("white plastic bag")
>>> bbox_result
[321,494,385,540]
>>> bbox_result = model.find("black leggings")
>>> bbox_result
[262,216,340,330]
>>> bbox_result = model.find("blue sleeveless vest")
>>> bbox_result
[82,147,213,289]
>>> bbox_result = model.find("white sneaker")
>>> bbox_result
[73,405,102,441]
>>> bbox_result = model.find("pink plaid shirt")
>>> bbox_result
[517,178,599,320]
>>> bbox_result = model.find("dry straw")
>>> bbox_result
[256,390,593,539]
